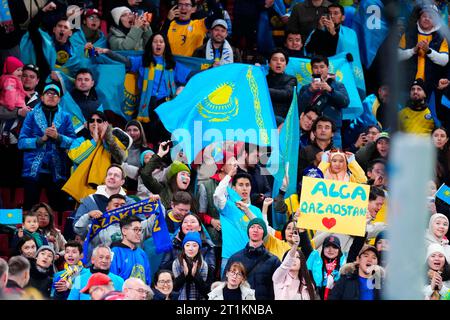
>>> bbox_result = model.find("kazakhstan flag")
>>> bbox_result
[436,183,450,205]
[0,209,22,225]
[155,63,277,164]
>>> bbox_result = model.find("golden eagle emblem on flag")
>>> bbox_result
[197,83,239,122]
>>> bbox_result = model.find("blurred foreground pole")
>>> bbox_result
[385,134,435,299]
[382,0,436,299]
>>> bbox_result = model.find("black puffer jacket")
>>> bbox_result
[224,243,281,300]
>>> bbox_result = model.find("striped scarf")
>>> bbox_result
[137,61,176,123]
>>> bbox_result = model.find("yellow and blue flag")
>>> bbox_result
[285,52,363,120]
[436,183,450,205]
[0,209,22,225]
[155,63,278,164]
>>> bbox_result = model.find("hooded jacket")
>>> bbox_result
[328,262,385,300]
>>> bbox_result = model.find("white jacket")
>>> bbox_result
[208,281,256,300]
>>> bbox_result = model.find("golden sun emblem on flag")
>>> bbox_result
[197,83,239,122]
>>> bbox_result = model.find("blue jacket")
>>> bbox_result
[110,242,152,285]
[306,249,347,289]
[18,103,76,181]
[67,268,124,300]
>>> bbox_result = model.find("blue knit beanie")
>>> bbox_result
[140,149,155,166]
[182,231,202,249]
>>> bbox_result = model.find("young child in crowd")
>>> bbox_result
[0,56,27,111]
[318,149,367,184]
[51,241,84,300]
[11,212,48,251]
[0,56,28,143]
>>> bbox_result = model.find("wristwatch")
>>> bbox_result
[427,48,432,55]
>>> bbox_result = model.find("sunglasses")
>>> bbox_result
[89,118,104,124]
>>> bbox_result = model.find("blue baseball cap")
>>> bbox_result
[43,84,61,96]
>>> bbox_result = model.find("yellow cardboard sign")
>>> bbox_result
[297,177,369,237]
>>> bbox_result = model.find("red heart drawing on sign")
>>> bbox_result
[322,217,336,230]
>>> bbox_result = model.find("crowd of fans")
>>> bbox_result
[0,0,450,301]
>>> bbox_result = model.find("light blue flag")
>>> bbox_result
[69,29,108,64]
[115,51,214,71]
[427,91,442,127]
[285,52,363,119]
[337,26,366,96]
[155,63,278,164]
[173,55,214,71]
[59,91,86,133]
[441,93,450,109]
[20,29,83,77]
[436,183,450,205]
[0,209,22,225]
[0,0,12,24]
[269,91,299,230]
[352,0,389,68]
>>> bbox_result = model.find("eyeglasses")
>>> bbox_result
[89,118,104,124]
[228,271,243,278]
[127,227,143,233]
[129,287,150,295]
[157,280,173,285]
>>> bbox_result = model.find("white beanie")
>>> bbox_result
[111,6,132,26]
[428,213,449,231]
[426,243,446,261]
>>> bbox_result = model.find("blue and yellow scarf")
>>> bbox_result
[137,60,176,123]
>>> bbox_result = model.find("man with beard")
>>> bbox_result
[193,19,241,66]
[68,245,124,300]
[399,78,436,135]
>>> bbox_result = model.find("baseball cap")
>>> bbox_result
[323,235,341,250]
[80,273,112,293]
[43,84,61,97]
[211,19,228,30]
[23,64,40,75]
[375,132,390,143]
[84,8,101,19]
[358,245,380,260]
